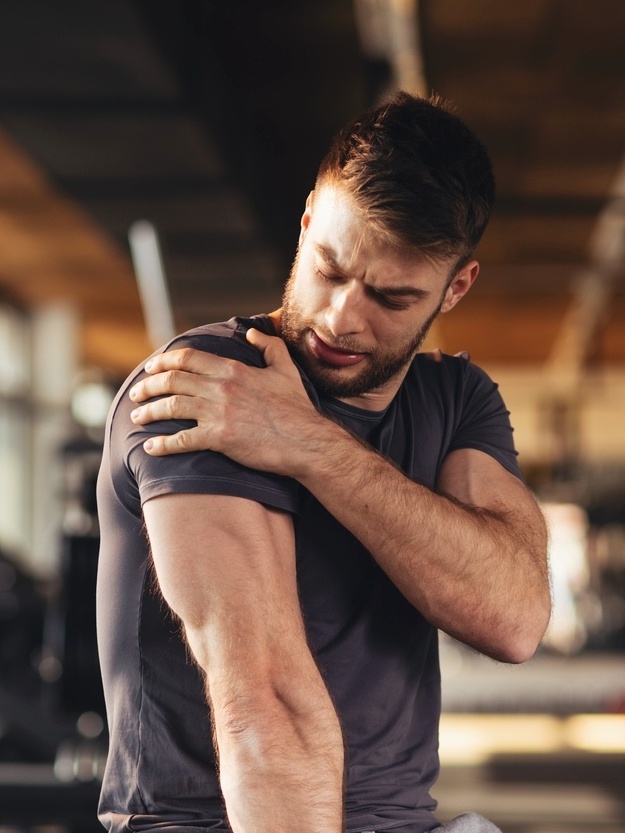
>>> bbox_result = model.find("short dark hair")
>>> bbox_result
[315,90,495,269]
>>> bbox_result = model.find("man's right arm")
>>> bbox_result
[142,492,344,833]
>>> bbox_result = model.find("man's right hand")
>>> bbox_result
[129,328,329,478]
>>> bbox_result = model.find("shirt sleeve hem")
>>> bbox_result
[446,440,523,480]
[139,475,299,514]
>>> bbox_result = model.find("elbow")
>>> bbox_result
[493,541,553,664]
[213,675,343,786]
[495,634,540,666]
[491,590,552,665]
[216,687,283,753]
[211,663,342,752]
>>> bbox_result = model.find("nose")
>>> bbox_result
[324,283,366,338]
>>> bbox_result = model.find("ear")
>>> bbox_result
[299,191,315,245]
[440,260,479,314]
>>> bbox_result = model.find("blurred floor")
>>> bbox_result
[437,649,625,832]
[435,752,624,832]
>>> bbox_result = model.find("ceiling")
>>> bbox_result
[1,0,624,375]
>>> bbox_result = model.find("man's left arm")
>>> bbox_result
[295,433,550,664]
[129,330,551,663]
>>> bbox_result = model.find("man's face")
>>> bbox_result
[280,184,478,410]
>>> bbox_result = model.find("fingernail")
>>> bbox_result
[130,408,139,421]
[145,359,154,372]
[144,439,154,452]
[129,386,137,401]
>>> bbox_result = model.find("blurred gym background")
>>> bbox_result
[0,2,624,831]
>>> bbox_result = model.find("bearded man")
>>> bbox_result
[96,91,550,833]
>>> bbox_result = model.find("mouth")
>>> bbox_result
[308,330,368,368]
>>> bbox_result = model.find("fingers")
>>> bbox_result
[130,332,288,405]
[143,429,204,456]
[246,327,292,366]
[129,370,207,404]
[130,347,229,404]
[130,394,199,425]
[144,347,216,376]
[245,326,272,351]
[130,394,219,455]
[129,350,237,403]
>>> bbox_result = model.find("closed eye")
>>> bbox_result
[315,266,342,283]
[368,288,410,311]
[315,257,424,311]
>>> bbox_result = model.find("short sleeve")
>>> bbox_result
[447,361,522,480]
[109,322,300,515]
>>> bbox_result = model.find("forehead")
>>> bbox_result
[309,185,453,284]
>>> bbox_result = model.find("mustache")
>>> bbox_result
[310,327,374,355]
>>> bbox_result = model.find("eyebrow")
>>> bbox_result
[316,244,346,275]
[315,243,432,300]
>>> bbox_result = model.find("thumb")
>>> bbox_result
[246,326,290,365]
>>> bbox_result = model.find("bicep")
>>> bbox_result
[436,448,546,535]
[143,493,301,671]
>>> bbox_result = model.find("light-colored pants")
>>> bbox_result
[432,813,502,832]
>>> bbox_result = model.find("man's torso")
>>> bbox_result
[96,315,520,833]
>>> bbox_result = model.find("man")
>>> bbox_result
[96,91,550,833]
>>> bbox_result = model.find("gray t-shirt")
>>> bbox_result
[96,315,521,833]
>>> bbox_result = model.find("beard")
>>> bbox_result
[280,267,443,400]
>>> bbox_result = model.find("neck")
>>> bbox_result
[337,367,410,412]
[268,308,283,336]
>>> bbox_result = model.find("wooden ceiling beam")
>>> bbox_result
[0,128,150,374]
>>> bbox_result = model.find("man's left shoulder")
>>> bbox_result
[410,349,484,382]
[406,350,503,406]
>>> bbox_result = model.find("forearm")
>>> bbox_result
[133,344,550,661]
[206,657,344,833]
[291,417,550,662]
[145,493,344,833]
